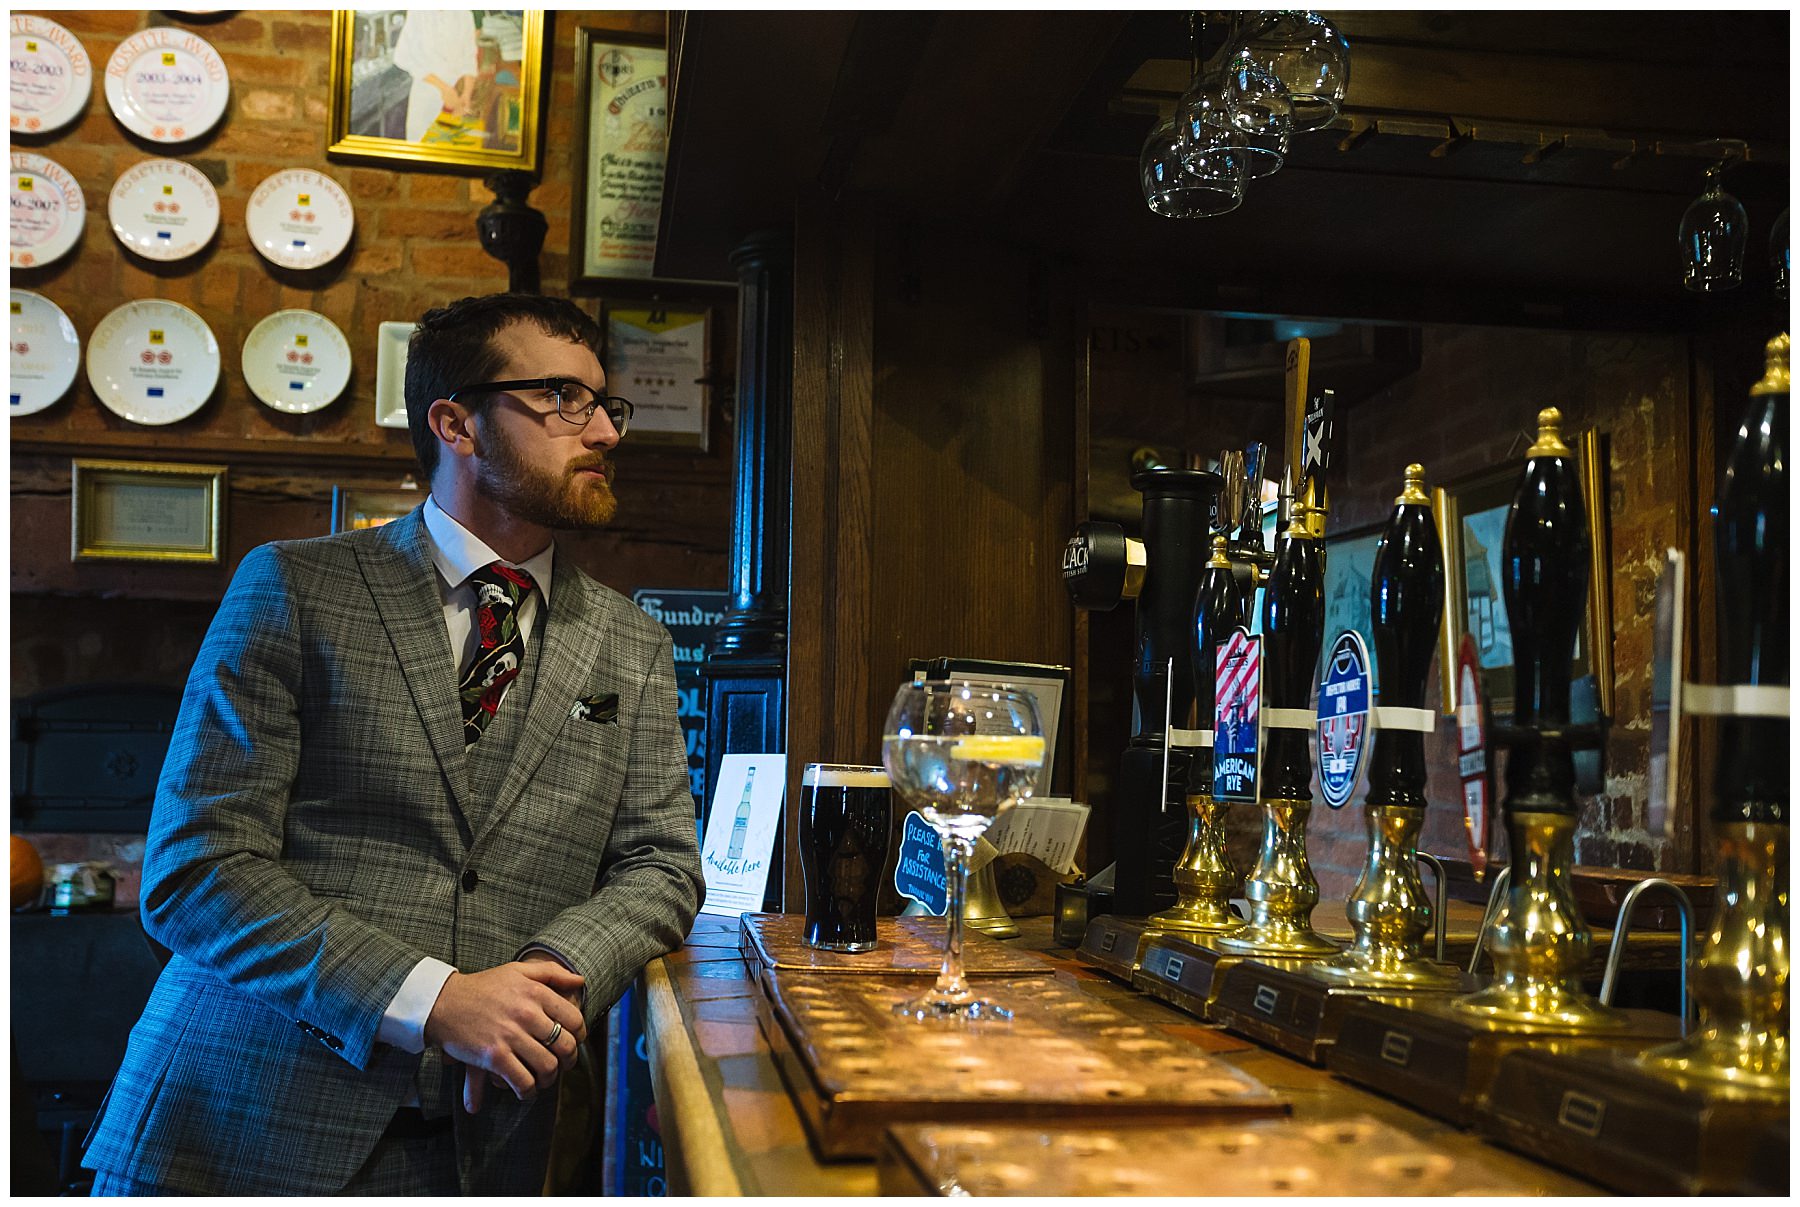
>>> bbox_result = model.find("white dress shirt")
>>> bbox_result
[375,496,558,1055]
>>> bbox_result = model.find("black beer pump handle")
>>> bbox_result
[1500,408,1588,813]
[1190,534,1249,780]
[1714,332,1789,826]
[1366,465,1443,808]
[1262,516,1324,801]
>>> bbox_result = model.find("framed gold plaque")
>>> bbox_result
[71,459,226,563]
[331,486,423,533]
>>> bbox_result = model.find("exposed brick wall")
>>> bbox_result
[11,9,732,670]
[12,12,735,907]
[1084,310,1701,899]
[1311,326,1696,896]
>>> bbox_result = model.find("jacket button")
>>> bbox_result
[461,869,479,893]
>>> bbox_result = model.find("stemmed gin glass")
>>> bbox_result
[882,680,1045,1021]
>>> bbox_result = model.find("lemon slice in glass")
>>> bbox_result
[948,735,1046,765]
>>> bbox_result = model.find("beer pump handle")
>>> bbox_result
[1499,408,1588,813]
[1261,511,1324,802]
[1366,465,1445,808]
[1190,535,1249,781]
[1713,333,1788,826]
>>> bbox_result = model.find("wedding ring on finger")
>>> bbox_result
[541,1020,563,1048]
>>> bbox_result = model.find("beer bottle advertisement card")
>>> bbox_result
[1214,628,1262,803]
[697,753,787,917]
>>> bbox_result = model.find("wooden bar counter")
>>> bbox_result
[643,913,1610,1196]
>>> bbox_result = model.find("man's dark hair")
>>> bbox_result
[404,293,605,480]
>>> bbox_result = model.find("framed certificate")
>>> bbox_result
[572,28,668,287]
[71,459,226,563]
[603,304,710,449]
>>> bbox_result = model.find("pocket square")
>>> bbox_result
[569,693,619,724]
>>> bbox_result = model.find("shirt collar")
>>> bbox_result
[421,495,555,607]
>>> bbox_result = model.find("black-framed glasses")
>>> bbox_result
[447,377,633,435]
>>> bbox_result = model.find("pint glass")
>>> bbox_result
[798,764,893,952]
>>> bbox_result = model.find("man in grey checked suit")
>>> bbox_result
[84,294,705,1195]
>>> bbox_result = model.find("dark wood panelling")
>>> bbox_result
[787,191,879,909]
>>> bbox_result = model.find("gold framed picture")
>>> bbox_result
[331,486,424,533]
[327,10,546,173]
[1435,428,1613,719]
[71,460,227,563]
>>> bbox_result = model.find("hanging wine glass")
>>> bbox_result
[1221,49,1292,180]
[1173,73,1253,194]
[1680,163,1748,293]
[1143,107,1244,219]
[1234,10,1350,132]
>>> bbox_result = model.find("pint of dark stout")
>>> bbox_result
[798,763,893,951]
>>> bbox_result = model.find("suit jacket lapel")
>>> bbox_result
[353,510,474,826]
[475,550,610,849]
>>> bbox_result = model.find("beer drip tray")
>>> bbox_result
[879,1115,1546,1196]
[738,913,1047,977]
[754,967,1287,1159]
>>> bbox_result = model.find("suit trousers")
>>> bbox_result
[91,1127,460,1196]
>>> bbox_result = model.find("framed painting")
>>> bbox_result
[1435,429,1613,719]
[328,10,546,172]
[1321,523,1385,694]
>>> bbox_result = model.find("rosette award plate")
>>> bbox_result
[103,28,228,143]
[109,158,220,261]
[86,299,220,425]
[10,290,80,416]
[10,151,84,268]
[10,14,92,135]
[246,169,354,270]
[242,309,351,414]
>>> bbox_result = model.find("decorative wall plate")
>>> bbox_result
[10,15,92,135]
[9,290,80,416]
[108,157,220,261]
[246,169,354,270]
[241,309,351,414]
[86,299,220,425]
[10,151,85,268]
[103,27,228,143]
[374,320,414,428]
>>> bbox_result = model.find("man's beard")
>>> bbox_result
[474,419,618,530]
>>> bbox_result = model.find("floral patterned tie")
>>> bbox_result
[460,561,537,745]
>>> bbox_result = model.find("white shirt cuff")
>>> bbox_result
[378,956,458,1054]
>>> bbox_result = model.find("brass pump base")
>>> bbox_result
[1312,804,1459,989]
[1634,820,1788,1092]
[1215,796,1339,956]
[1149,792,1242,934]
[1452,808,1625,1030]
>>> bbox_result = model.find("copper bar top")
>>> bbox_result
[643,914,1610,1196]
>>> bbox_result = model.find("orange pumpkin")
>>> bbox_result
[11,834,45,910]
